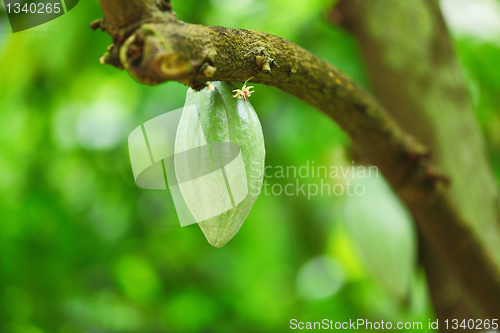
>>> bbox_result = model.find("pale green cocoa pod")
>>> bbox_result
[174,81,265,247]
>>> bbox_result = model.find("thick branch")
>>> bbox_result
[95,0,500,316]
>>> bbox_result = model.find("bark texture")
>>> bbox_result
[94,0,500,317]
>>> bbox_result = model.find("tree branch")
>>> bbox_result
[95,0,500,316]
[97,0,157,36]
[332,0,500,321]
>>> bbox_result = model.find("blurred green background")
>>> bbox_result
[1,0,500,332]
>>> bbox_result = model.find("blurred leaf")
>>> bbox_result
[341,177,417,301]
[115,255,161,303]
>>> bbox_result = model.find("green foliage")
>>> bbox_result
[456,39,500,179]
[1,0,498,332]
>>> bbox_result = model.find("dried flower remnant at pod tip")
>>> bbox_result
[233,78,255,100]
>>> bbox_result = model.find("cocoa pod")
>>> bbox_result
[174,81,265,247]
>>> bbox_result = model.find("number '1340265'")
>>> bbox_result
[6,3,61,14]
[444,319,498,330]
